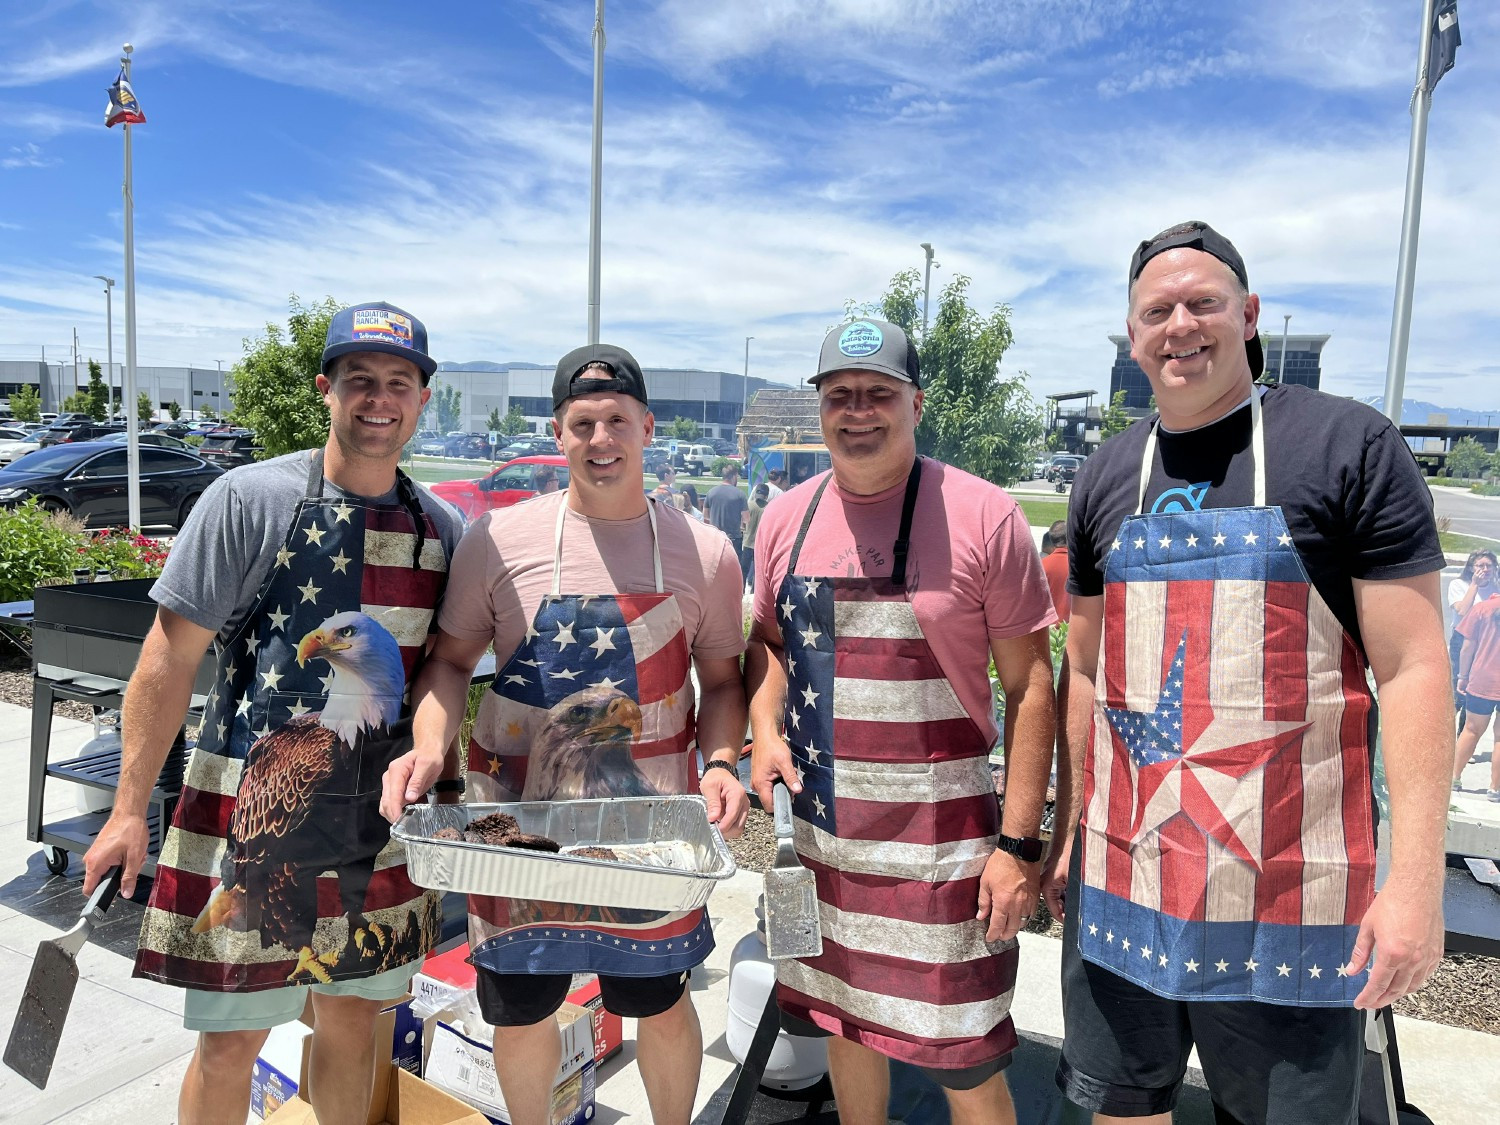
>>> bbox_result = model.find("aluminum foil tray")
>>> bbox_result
[392,796,737,912]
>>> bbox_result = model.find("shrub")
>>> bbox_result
[0,501,90,602]
[79,526,170,579]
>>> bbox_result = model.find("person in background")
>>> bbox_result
[704,462,748,565]
[742,482,770,593]
[652,464,680,501]
[676,483,705,522]
[1041,519,1070,623]
[765,469,788,498]
[533,464,560,495]
[1454,576,1500,800]
[1448,549,1497,708]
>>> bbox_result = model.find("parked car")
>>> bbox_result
[101,431,194,451]
[196,428,261,470]
[38,420,128,447]
[641,446,670,475]
[1029,456,1049,480]
[0,425,43,465]
[0,440,223,530]
[676,443,717,475]
[151,421,197,439]
[1047,455,1084,491]
[710,438,739,457]
[427,455,569,521]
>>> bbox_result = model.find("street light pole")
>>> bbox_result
[586,0,606,344]
[94,276,115,415]
[920,243,935,338]
[742,337,753,418]
[1278,314,1290,384]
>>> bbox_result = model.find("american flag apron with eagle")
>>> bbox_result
[1077,390,1376,1006]
[466,498,712,977]
[137,452,447,992]
[773,460,1020,1070]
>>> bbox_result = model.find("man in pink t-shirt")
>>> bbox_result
[746,318,1057,1125]
[1456,596,1500,800]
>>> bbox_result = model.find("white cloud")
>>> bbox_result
[2,141,58,169]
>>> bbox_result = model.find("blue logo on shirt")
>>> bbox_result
[1150,483,1211,514]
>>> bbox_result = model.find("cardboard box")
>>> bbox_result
[422,1001,595,1125]
[264,1062,489,1125]
[250,994,423,1120]
[415,944,622,1066]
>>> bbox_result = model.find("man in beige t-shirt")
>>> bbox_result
[383,343,747,1125]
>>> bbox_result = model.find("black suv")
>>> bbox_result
[197,428,261,470]
[38,420,127,447]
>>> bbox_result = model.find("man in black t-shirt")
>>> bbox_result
[1049,222,1451,1125]
[704,461,748,565]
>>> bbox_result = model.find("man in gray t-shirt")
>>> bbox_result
[83,301,464,1125]
[704,461,748,566]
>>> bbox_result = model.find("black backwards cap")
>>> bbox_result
[552,343,649,410]
[1129,221,1263,376]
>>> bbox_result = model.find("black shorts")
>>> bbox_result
[1463,693,1499,719]
[475,966,688,1026]
[1055,856,1364,1122]
[778,1009,1010,1091]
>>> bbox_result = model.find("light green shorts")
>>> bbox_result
[182,963,418,1033]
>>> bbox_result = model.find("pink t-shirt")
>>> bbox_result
[1457,597,1500,703]
[440,491,746,665]
[752,458,1056,747]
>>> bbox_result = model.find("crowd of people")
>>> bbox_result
[81,218,1462,1125]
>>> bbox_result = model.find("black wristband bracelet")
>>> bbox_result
[431,778,465,794]
[701,759,738,778]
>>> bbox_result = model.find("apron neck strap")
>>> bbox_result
[553,499,664,597]
[788,458,923,589]
[304,449,325,499]
[1135,388,1266,515]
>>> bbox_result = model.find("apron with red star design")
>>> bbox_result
[1077,390,1377,1005]
[465,498,712,977]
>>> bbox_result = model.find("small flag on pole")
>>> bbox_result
[104,68,146,127]
[1425,0,1461,93]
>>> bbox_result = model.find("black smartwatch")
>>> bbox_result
[701,759,738,779]
[997,833,1044,862]
[431,778,465,795]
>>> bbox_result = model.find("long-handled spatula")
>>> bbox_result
[763,782,822,960]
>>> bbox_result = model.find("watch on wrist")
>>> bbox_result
[701,758,738,779]
[431,778,465,794]
[997,833,1044,862]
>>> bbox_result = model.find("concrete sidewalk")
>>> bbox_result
[2,699,1499,1123]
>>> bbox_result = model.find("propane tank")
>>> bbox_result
[724,896,828,1092]
[74,711,120,814]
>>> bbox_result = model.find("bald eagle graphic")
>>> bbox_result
[522,683,658,801]
[192,610,424,982]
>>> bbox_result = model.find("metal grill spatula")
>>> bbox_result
[4,867,122,1089]
[763,781,822,960]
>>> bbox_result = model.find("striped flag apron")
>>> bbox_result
[466,498,713,977]
[1077,391,1377,1006]
[137,452,446,991]
[774,460,1019,1069]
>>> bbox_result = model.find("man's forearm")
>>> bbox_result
[743,636,787,740]
[998,656,1056,839]
[695,678,747,763]
[1381,662,1454,886]
[1054,656,1094,843]
[411,656,478,771]
[116,628,202,816]
[1458,637,1475,683]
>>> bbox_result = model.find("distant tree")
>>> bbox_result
[62,389,92,414]
[501,404,528,434]
[137,391,154,423]
[863,269,1042,486]
[1099,389,1132,439]
[1447,436,1490,480]
[200,406,219,422]
[669,417,701,440]
[85,359,109,420]
[486,407,502,433]
[167,400,182,421]
[433,383,462,433]
[9,385,41,423]
[228,295,343,457]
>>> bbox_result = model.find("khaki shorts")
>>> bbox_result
[182,963,417,1033]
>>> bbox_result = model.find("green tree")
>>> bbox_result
[669,416,700,440]
[167,400,182,421]
[867,269,1042,485]
[85,359,109,420]
[9,385,41,423]
[137,391,154,423]
[486,407,502,433]
[1099,389,1132,439]
[228,295,343,457]
[62,389,92,414]
[501,404,527,434]
[433,383,462,433]
[1448,436,1490,480]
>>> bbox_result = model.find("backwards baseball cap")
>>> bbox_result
[1128,221,1263,377]
[552,343,649,410]
[810,318,921,388]
[321,301,437,383]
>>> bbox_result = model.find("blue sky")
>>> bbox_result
[1,0,1497,408]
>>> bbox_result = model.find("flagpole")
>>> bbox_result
[1381,0,1439,427]
[587,0,605,345]
[121,43,142,529]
